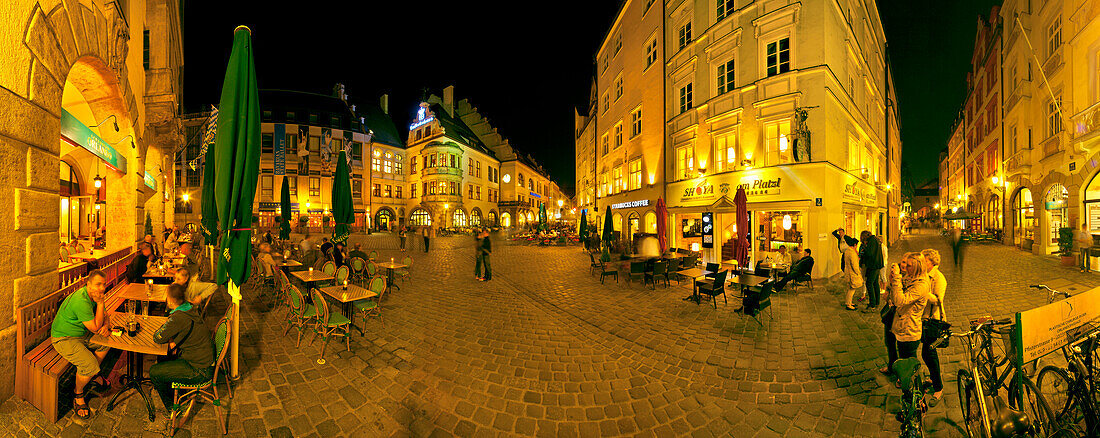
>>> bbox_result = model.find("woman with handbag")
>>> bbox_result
[920,249,948,404]
[886,253,938,385]
[841,235,864,310]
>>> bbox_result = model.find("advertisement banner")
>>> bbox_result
[143,171,156,190]
[702,212,714,248]
[274,124,286,176]
[1015,286,1100,364]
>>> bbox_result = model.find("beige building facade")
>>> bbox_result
[0,0,183,401]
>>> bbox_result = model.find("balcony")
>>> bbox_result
[1043,48,1064,78]
[421,166,464,177]
[1005,148,1031,176]
[421,141,464,153]
[1004,84,1030,114]
[1041,132,1065,159]
[1071,101,1100,151]
[422,193,462,204]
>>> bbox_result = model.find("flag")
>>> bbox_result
[189,105,219,170]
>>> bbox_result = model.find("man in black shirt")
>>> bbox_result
[150,283,214,419]
[126,243,154,282]
[477,229,492,281]
[775,249,814,292]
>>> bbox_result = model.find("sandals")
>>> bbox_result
[928,391,943,407]
[73,392,91,419]
[845,305,857,311]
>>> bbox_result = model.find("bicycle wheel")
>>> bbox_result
[1037,365,1081,426]
[957,369,988,438]
[1012,372,1082,437]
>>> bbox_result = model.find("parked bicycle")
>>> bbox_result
[938,314,1067,437]
[1036,319,1099,436]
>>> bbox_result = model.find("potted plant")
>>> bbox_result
[298,215,309,231]
[1058,227,1075,266]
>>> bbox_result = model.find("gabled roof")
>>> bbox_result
[428,103,496,158]
[359,101,404,149]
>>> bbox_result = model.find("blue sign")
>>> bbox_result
[529,192,542,199]
[274,124,286,175]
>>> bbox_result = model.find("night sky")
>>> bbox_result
[183,1,999,194]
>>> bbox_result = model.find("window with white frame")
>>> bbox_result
[612,166,623,193]
[614,74,623,100]
[713,130,737,172]
[614,122,623,148]
[629,158,642,190]
[599,172,609,197]
[645,37,658,69]
[1048,16,1061,56]
[1048,98,1063,137]
[763,119,792,166]
[601,133,609,155]
[678,22,692,50]
[717,0,735,21]
[602,92,609,113]
[766,37,791,76]
[678,82,693,114]
[847,135,861,172]
[717,59,735,95]
[677,145,695,179]
[614,33,622,56]
[630,107,642,138]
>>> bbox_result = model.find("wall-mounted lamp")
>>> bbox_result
[111,134,135,149]
[181,193,190,202]
[93,175,103,189]
[90,115,119,132]
[779,134,788,152]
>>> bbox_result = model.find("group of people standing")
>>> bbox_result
[833,227,948,403]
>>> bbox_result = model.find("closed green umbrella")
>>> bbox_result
[279,176,292,240]
[331,149,353,244]
[601,207,613,261]
[200,145,218,246]
[539,202,548,232]
[212,25,261,378]
[578,210,588,245]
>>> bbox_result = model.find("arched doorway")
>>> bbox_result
[410,208,432,226]
[1012,188,1035,248]
[987,195,1000,231]
[470,207,482,227]
[453,209,468,227]
[613,213,623,240]
[627,212,640,242]
[500,212,511,227]
[375,208,395,231]
[517,212,526,227]
[644,211,657,234]
[1044,184,1069,254]
[487,210,497,227]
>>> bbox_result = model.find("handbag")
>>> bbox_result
[922,319,951,347]
[880,304,896,326]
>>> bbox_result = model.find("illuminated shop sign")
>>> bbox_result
[701,212,714,248]
[143,171,156,190]
[611,199,650,209]
[842,181,876,204]
[409,107,434,130]
[736,177,781,196]
[60,109,127,173]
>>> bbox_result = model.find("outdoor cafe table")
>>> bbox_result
[317,284,378,336]
[675,268,712,304]
[727,273,771,291]
[68,249,111,268]
[292,270,335,303]
[90,312,169,422]
[374,261,407,293]
[142,267,176,284]
[274,259,303,273]
[112,282,168,313]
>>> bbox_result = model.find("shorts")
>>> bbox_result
[53,335,110,377]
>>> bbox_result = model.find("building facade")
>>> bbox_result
[178,86,405,233]
[574,82,599,216]
[582,0,901,277]
[0,0,184,401]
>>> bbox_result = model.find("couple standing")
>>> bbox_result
[474,229,492,281]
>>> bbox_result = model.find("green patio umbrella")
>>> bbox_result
[601,207,613,261]
[331,149,353,244]
[212,25,261,378]
[200,145,218,246]
[279,176,292,240]
[538,202,548,232]
[578,210,588,246]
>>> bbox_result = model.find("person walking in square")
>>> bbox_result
[399,226,408,251]
[51,270,112,419]
[1075,223,1092,272]
[477,229,492,281]
[836,230,863,310]
[421,224,433,253]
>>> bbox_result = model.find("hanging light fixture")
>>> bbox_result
[782,214,793,230]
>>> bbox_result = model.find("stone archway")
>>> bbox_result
[0,1,146,401]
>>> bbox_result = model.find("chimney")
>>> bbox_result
[443,85,455,116]
[380,94,389,115]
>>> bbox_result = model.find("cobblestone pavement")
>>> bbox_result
[1,228,1096,437]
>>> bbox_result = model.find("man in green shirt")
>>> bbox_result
[51,270,111,419]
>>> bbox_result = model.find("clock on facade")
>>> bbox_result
[503,173,511,183]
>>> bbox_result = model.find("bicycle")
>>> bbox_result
[940,315,1067,437]
[895,331,950,438]
[1036,321,1100,436]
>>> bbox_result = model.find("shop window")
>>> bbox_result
[714,130,737,172]
[764,119,792,166]
[613,213,623,232]
[629,158,642,190]
[410,209,431,226]
[757,211,804,252]
[645,211,657,233]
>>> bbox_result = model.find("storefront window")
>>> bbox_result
[453,209,468,227]
[500,212,510,227]
[756,211,803,251]
[613,213,623,232]
[644,211,657,233]
[1045,184,1069,251]
[410,208,431,226]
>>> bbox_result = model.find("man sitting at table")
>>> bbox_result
[348,243,369,263]
[178,242,203,281]
[775,249,814,292]
[172,267,218,312]
[126,243,154,282]
[256,243,277,280]
[150,283,214,423]
[51,270,111,419]
[143,234,161,262]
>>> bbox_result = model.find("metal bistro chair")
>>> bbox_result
[368,250,378,262]
[365,261,378,281]
[283,286,317,347]
[627,261,646,285]
[394,256,412,284]
[349,257,366,283]
[737,280,775,326]
[355,276,387,329]
[334,265,350,287]
[74,243,87,253]
[321,261,336,276]
[599,260,618,284]
[60,247,71,263]
[310,288,351,365]
[587,252,601,275]
[645,260,670,289]
[698,270,729,309]
[703,263,720,280]
[168,315,232,436]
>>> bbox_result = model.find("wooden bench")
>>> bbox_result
[16,251,132,422]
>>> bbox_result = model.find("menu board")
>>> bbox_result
[1089,203,1100,233]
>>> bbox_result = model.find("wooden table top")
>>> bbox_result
[68,250,110,261]
[143,268,176,278]
[112,283,168,302]
[728,274,772,287]
[675,268,710,278]
[275,260,303,267]
[375,262,407,270]
[291,270,335,282]
[317,284,378,303]
[90,312,169,356]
